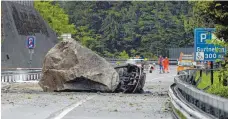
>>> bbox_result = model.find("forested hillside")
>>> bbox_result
[36,1,214,59]
[58,1,194,58]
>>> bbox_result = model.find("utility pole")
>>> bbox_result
[29,49,34,68]
[211,61,214,85]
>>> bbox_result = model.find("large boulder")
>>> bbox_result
[38,38,119,92]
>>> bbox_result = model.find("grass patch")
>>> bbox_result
[207,84,228,98]
[195,70,228,98]
[174,108,187,119]
[195,71,212,89]
[171,103,187,119]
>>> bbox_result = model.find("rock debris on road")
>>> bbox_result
[1,66,177,119]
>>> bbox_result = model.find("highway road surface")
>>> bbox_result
[1,65,177,119]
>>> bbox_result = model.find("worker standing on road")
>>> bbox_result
[163,57,170,73]
[158,55,164,74]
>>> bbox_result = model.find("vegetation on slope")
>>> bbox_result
[58,1,205,58]
[35,1,227,60]
[195,71,228,98]
[34,1,76,37]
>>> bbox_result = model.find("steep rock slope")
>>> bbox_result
[1,1,58,68]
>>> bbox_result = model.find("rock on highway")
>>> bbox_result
[1,66,177,119]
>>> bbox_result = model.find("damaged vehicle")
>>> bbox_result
[39,39,146,93]
[114,63,146,93]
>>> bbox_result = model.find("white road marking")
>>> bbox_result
[152,76,175,80]
[50,95,95,119]
[16,80,39,83]
[147,75,177,81]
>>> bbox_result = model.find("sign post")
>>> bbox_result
[194,28,226,85]
[26,36,36,68]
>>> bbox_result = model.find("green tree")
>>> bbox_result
[59,1,199,57]
[34,1,76,37]
[119,50,129,59]
[195,1,228,42]
[74,26,102,52]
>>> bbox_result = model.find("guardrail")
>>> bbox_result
[1,69,42,82]
[106,59,178,65]
[169,83,212,119]
[172,69,228,119]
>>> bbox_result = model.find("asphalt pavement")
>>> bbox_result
[1,65,177,119]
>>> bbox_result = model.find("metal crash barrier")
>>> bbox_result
[1,69,42,82]
[106,58,178,65]
[171,69,228,119]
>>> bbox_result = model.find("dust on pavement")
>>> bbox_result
[1,66,177,119]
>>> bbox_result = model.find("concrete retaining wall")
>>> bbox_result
[1,1,58,68]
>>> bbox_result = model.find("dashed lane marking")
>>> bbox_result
[47,95,95,119]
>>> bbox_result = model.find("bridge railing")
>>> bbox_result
[174,69,228,119]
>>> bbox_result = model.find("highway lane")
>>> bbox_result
[59,65,177,119]
[1,65,177,119]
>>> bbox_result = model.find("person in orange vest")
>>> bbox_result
[163,57,170,73]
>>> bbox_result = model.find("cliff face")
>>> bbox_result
[1,1,58,68]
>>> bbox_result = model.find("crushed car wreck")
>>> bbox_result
[114,63,146,93]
